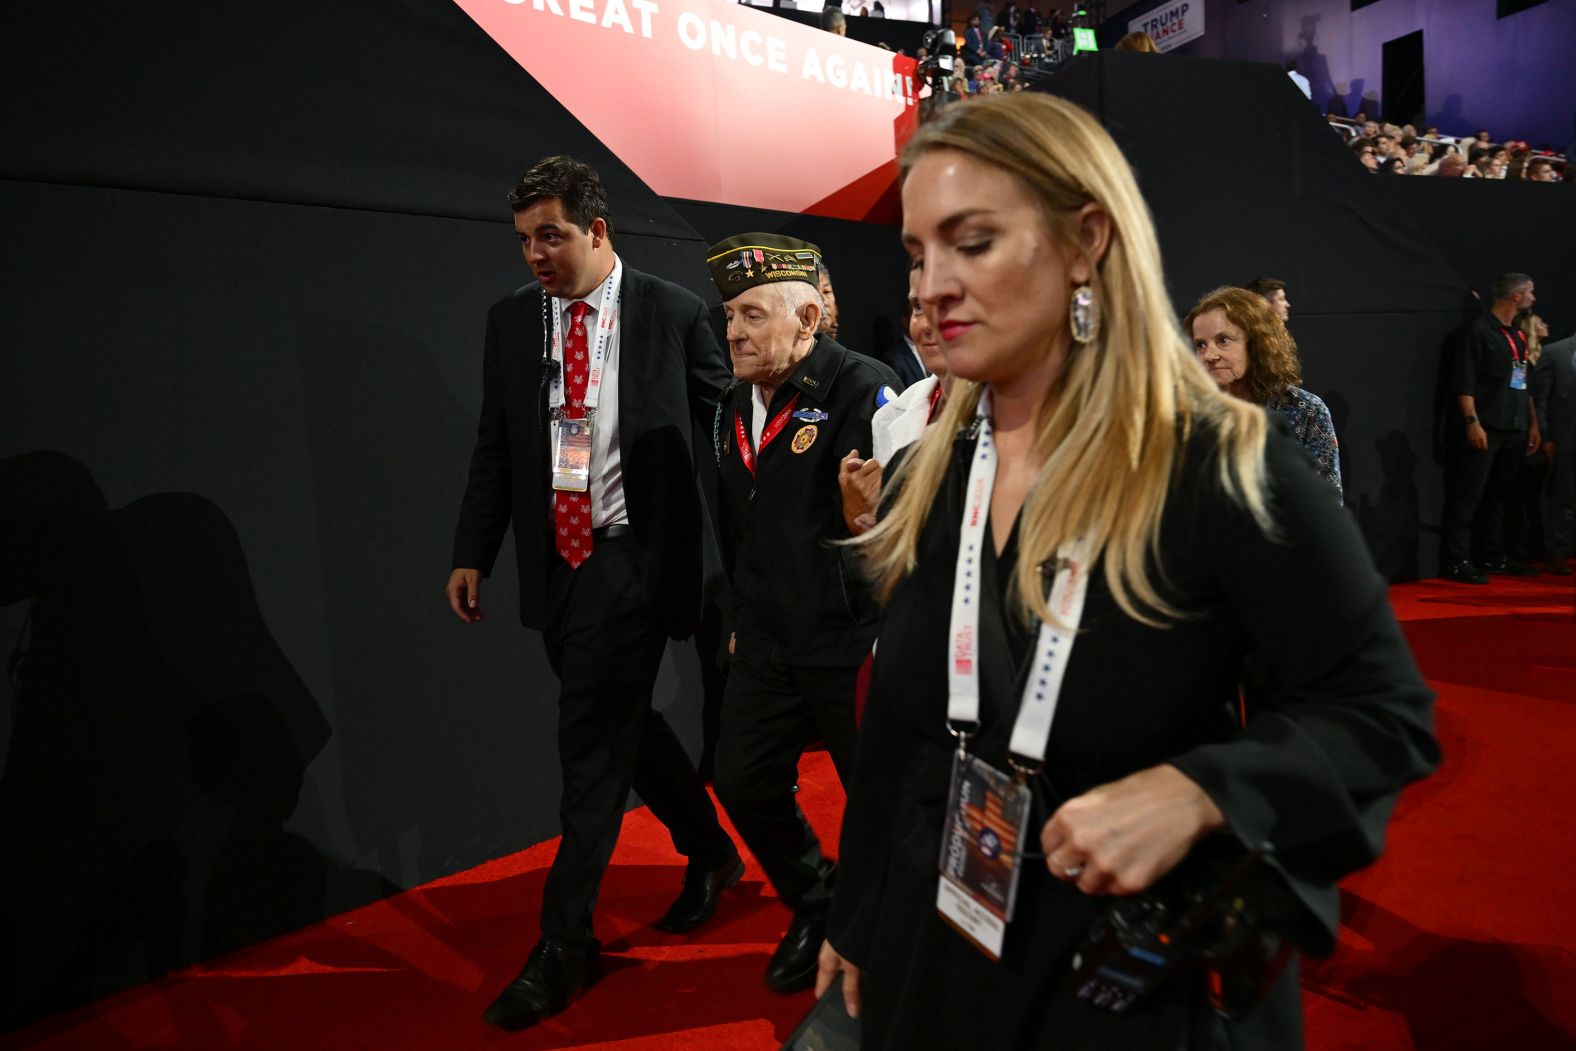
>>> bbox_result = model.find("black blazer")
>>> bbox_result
[452,264,731,639]
[1533,334,1576,443]
[829,425,1438,1048]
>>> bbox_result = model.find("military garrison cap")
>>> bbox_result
[706,233,822,300]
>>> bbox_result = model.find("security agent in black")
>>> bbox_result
[1440,273,1542,581]
[705,232,900,993]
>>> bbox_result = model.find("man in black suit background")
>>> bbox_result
[447,156,740,1032]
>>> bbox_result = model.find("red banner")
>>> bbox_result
[454,0,920,221]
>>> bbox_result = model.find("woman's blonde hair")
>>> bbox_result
[858,93,1272,628]
[1521,313,1545,365]
[1184,286,1303,405]
[1115,31,1159,52]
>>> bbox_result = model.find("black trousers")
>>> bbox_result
[537,536,734,948]
[1441,426,1524,565]
[714,645,859,914]
[1545,441,1575,561]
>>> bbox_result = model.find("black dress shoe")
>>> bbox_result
[1481,559,1538,576]
[1546,560,1573,576]
[653,854,745,933]
[1441,561,1489,584]
[764,907,828,993]
[483,937,600,1031]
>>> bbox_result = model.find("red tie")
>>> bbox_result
[554,301,594,568]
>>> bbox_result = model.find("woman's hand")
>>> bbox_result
[814,939,862,1018]
[838,449,883,536]
[1039,764,1225,896]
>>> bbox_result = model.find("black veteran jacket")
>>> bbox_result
[716,335,900,666]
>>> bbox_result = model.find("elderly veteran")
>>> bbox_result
[707,232,900,994]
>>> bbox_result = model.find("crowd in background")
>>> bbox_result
[1332,117,1571,180]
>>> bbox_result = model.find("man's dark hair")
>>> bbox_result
[816,261,834,283]
[820,6,846,31]
[1527,158,1553,176]
[1244,277,1286,299]
[1468,145,1490,163]
[1492,273,1533,302]
[1400,135,1418,150]
[507,155,613,235]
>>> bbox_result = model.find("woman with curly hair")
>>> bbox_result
[1186,287,1343,500]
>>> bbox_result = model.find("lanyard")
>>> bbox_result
[947,390,1092,773]
[735,393,801,475]
[1500,327,1526,365]
[927,383,945,424]
[549,263,622,416]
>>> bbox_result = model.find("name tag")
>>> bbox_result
[1510,362,1527,391]
[551,417,593,492]
[936,751,1033,961]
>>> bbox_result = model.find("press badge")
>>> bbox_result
[936,750,1033,961]
[551,417,593,492]
[1510,362,1528,390]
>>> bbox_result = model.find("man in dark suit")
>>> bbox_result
[447,156,740,1032]
[962,13,987,66]
[1533,332,1576,574]
[871,292,930,389]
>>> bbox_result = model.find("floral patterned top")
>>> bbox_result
[1267,386,1343,502]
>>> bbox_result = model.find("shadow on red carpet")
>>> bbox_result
[4,577,1574,1050]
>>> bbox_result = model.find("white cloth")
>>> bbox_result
[555,256,627,528]
[872,374,940,465]
[750,384,771,451]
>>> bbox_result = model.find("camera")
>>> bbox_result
[915,28,958,123]
[1068,849,1294,1021]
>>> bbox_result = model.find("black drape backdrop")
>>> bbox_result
[4,8,1572,1032]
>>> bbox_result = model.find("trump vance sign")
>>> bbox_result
[1127,0,1204,52]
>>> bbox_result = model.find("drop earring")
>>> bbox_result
[1069,284,1099,344]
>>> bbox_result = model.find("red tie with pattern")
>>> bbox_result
[554,300,594,568]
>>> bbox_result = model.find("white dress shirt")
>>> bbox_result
[751,384,771,450]
[553,255,628,528]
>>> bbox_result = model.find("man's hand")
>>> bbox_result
[1466,421,1488,451]
[1527,422,1542,455]
[446,568,484,623]
[1544,441,1556,459]
[838,449,883,536]
[1039,764,1226,897]
[814,940,861,1019]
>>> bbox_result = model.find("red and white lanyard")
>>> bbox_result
[548,262,622,416]
[735,393,801,476]
[947,390,1093,769]
[1500,327,1526,365]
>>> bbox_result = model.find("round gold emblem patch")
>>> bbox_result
[790,424,819,454]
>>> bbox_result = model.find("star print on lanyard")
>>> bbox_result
[555,300,594,568]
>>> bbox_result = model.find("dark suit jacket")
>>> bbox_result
[1533,335,1576,444]
[962,26,986,63]
[452,264,731,639]
[868,314,925,389]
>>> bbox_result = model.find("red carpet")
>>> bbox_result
[5,576,1574,1050]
